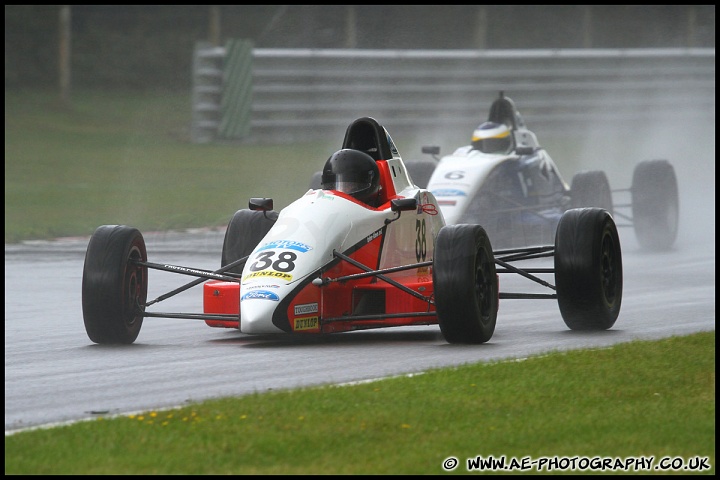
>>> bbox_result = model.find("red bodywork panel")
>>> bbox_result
[202,229,437,333]
[203,167,438,333]
[203,281,240,329]
[203,278,436,333]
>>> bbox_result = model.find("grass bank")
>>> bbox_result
[4,331,715,474]
[4,89,336,243]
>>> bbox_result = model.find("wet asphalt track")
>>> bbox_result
[4,222,715,434]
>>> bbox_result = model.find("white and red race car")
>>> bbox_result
[82,116,623,345]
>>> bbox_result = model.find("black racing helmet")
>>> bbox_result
[321,149,381,205]
[471,121,513,154]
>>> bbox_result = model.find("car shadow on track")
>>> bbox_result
[208,328,447,347]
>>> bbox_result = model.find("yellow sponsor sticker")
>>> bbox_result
[294,316,319,331]
[242,270,293,282]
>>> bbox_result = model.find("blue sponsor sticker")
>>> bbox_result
[241,290,280,301]
[431,189,467,197]
[257,240,313,252]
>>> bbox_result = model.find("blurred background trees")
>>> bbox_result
[5,5,715,93]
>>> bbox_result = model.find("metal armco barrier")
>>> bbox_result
[192,44,715,144]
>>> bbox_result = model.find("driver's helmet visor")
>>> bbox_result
[472,129,512,154]
[332,176,372,195]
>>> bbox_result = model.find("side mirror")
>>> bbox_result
[249,198,274,211]
[386,198,418,225]
[421,145,440,156]
[421,145,441,162]
[390,198,418,212]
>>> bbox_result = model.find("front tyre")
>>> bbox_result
[555,208,622,330]
[82,225,148,344]
[631,159,679,251]
[433,224,498,344]
[221,209,279,274]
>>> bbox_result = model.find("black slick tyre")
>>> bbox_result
[309,171,323,190]
[554,208,622,330]
[221,209,279,274]
[570,170,613,215]
[631,159,679,251]
[82,225,148,344]
[433,224,498,344]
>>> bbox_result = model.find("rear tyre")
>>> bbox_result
[82,225,148,344]
[570,170,613,215]
[309,171,323,190]
[555,208,622,330]
[433,224,498,344]
[631,159,678,251]
[221,209,279,274]
[405,160,437,189]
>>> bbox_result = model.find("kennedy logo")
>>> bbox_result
[241,290,280,301]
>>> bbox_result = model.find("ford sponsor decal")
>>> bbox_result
[241,290,280,301]
[431,189,467,197]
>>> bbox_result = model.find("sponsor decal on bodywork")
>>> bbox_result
[417,192,438,215]
[294,303,319,315]
[431,189,467,197]
[294,316,319,331]
[366,228,382,244]
[245,284,280,290]
[241,290,280,301]
[243,270,293,282]
[257,240,313,253]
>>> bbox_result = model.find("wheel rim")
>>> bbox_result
[124,246,146,327]
[600,231,618,306]
[665,200,679,235]
[474,248,493,319]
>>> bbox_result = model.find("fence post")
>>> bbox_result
[218,39,254,140]
[191,41,225,143]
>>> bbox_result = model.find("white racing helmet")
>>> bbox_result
[471,121,513,154]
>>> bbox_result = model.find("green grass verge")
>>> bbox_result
[4,331,715,474]
[4,89,338,243]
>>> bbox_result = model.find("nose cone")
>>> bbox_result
[239,289,286,334]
